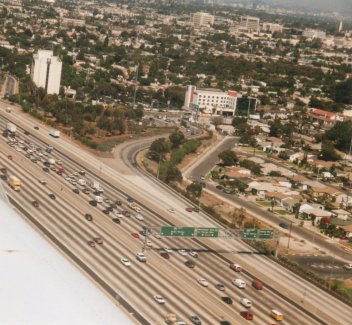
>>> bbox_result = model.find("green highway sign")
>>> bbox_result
[258,229,274,239]
[242,229,258,239]
[196,227,219,238]
[160,227,195,237]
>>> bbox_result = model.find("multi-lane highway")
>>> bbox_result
[0,106,351,324]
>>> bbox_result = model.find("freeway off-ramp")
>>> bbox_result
[0,104,351,324]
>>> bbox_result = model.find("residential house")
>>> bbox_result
[299,203,334,222]
[307,108,343,126]
[309,186,343,202]
[331,209,351,221]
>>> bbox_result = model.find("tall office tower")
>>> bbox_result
[192,12,215,27]
[339,21,343,32]
[30,50,62,95]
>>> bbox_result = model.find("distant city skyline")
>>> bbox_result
[226,0,352,15]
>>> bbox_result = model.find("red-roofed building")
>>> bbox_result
[307,108,343,126]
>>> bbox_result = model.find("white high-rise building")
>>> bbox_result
[184,85,238,116]
[302,28,326,40]
[30,50,62,95]
[192,12,215,27]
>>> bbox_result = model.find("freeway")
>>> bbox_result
[0,107,351,324]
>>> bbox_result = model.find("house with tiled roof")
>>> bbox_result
[307,108,343,126]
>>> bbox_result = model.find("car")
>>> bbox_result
[190,315,201,325]
[95,196,103,203]
[122,210,130,217]
[223,188,233,194]
[200,175,205,180]
[115,212,124,218]
[7,154,13,160]
[43,167,50,173]
[0,167,7,174]
[135,214,144,221]
[1,174,8,181]
[121,258,131,266]
[215,283,225,291]
[132,232,140,239]
[153,295,165,304]
[229,263,242,272]
[82,188,90,194]
[192,207,199,212]
[136,252,147,262]
[79,170,86,175]
[216,185,224,190]
[104,198,112,204]
[240,298,252,308]
[178,249,188,256]
[115,200,122,206]
[31,158,38,163]
[185,260,195,268]
[146,240,153,247]
[93,237,103,245]
[110,203,117,209]
[24,130,30,135]
[233,278,246,289]
[344,263,352,270]
[112,218,121,224]
[34,126,39,130]
[189,251,198,258]
[56,160,62,165]
[185,207,193,212]
[102,209,110,215]
[89,200,97,206]
[78,179,86,186]
[84,213,93,221]
[73,188,80,194]
[219,322,231,325]
[48,193,56,200]
[50,166,57,172]
[168,207,175,213]
[240,311,253,320]
[25,153,31,158]
[70,179,77,185]
[198,278,209,287]
[279,222,288,229]
[106,206,113,212]
[221,296,233,304]
[153,233,161,239]
[39,179,47,185]
[32,200,39,208]
[87,240,95,248]
[160,251,170,259]
[127,197,134,202]
[164,248,173,254]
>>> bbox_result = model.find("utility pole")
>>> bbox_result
[132,63,139,109]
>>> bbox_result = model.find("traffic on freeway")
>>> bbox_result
[0,112,351,324]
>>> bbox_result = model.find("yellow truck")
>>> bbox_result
[8,175,21,191]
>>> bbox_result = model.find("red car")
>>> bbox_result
[132,232,140,239]
[185,207,193,212]
[240,311,253,320]
[8,154,13,160]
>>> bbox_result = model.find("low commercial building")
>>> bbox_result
[303,28,326,40]
[184,85,238,116]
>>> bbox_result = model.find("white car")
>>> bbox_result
[136,252,147,262]
[37,152,43,157]
[56,160,62,165]
[198,278,209,287]
[65,176,71,181]
[153,233,161,239]
[146,240,153,247]
[133,206,141,213]
[344,263,352,270]
[135,214,144,221]
[115,212,123,218]
[168,207,175,213]
[78,179,86,186]
[70,179,77,185]
[240,298,252,308]
[153,295,165,304]
[121,258,131,266]
[189,251,199,258]
[233,278,246,289]
[164,248,173,254]
[178,249,188,256]
[95,196,103,203]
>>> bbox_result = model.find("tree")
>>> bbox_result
[218,150,238,166]
[186,182,203,198]
[169,130,185,148]
[320,141,341,161]
[149,138,169,159]
[324,121,352,152]
[335,78,352,104]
